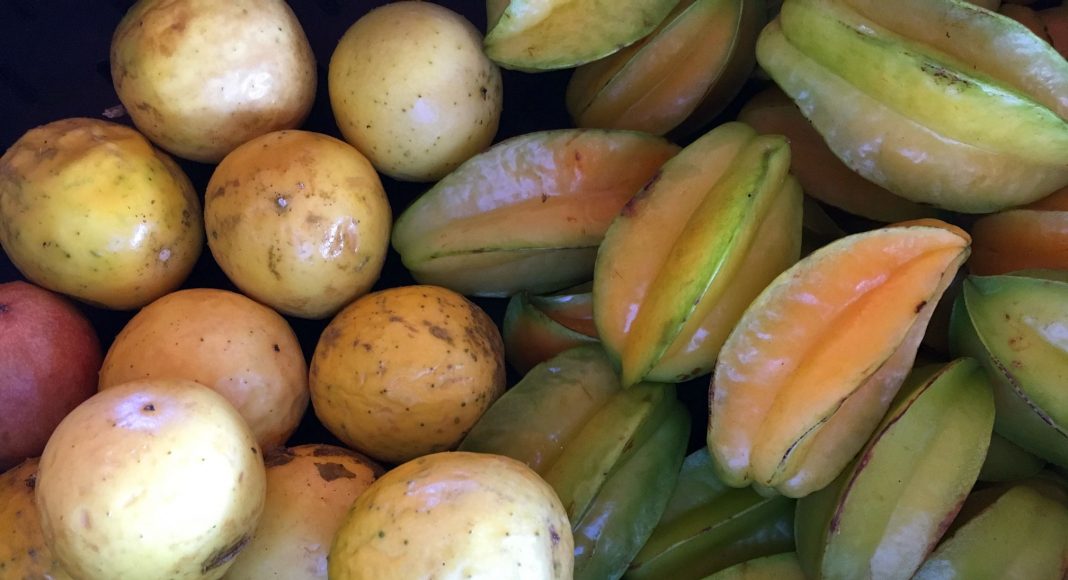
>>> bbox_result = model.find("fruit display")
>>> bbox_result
[2,0,1068,578]
[460,346,690,579]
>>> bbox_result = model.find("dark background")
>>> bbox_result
[0,1,758,453]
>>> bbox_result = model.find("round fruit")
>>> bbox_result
[110,0,317,162]
[225,444,383,579]
[205,130,392,319]
[0,281,101,471]
[35,379,267,580]
[309,285,506,464]
[0,118,202,310]
[99,288,308,450]
[328,1,503,182]
[329,451,574,579]
[0,458,72,580]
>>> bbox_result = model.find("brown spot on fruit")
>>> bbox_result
[915,300,928,313]
[549,525,560,545]
[315,461,357,482]
[201,535,250,573]
[424,322,453,345]
[264,448,296,468]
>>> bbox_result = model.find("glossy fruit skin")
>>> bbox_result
[35,379,267,580]
[392,129,678,296]
[758,0,1068,213]
[708,220,971,497]
[99,288,309,451]
[460,345,690,580]
[0,118,202,310]
[224,444,383,580]
[310,285,506,464]
[949,272,1068,467]
[738,86,938,223]
[329,451,574,579]
[205,130,392,319]
[484,0,683,71]
[594,122,803,387]
[624,450,796,580]
[111,0,316,163]
[502,286,598,375]
[0,281,101,471]
[794,359,995,580]
[969,185,1068,276]
[329,1,502,182]
[913,479,1068,579]
[566,0,764,136]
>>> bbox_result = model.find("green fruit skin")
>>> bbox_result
[701,552,804,580]
[978,432,1046,483]
[573,403,690,580]
[794,358,995,580]
[949,273,1068,466]
[913,479,1068,579]
[460,345,690,580]
[625,450,795,580]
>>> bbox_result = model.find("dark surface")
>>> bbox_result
[0,1,737,455]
